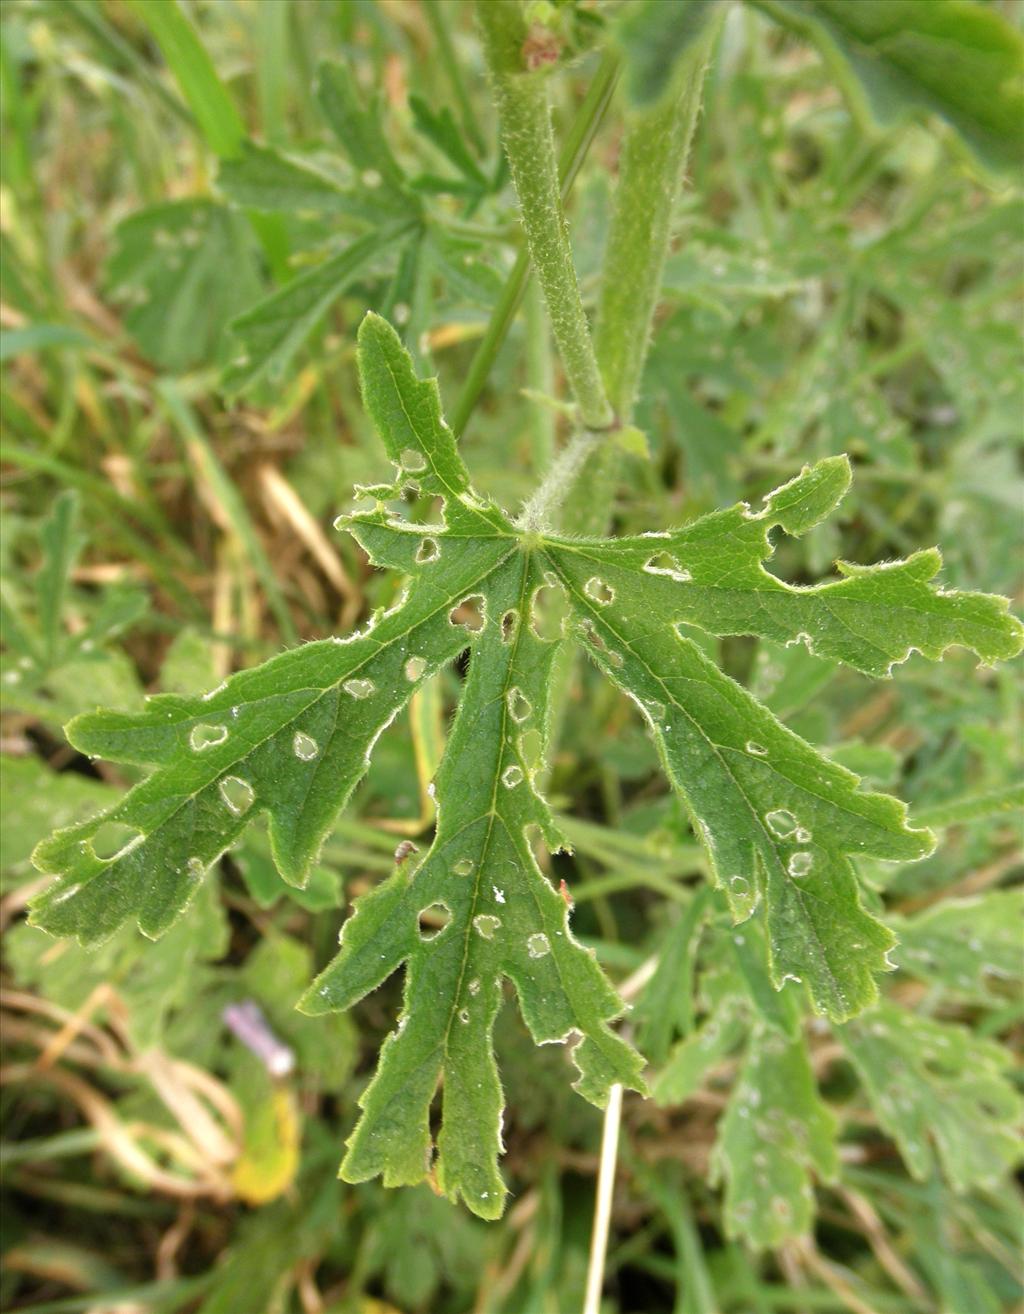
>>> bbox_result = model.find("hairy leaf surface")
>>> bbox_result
[891,890,1023,1002]
[716,1027,838,1248]
[31,315,1023,1216]
[842,1003,1022,1192]
[538,472,1020,1020]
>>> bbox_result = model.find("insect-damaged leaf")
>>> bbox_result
[842,1003,1022,1192]
[715,1026,838,1249]
[538,467,1021,1021]
[31,315,1023,1217]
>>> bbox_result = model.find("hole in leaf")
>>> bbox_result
[400,447,427,473]
[90,820,143,861]
[764,809,797,838]
[506,687,531,723]
[579,618,606,652]
[219,776,255,815]
[787,852,814,878]
[450,594,486,632]
[584,577,615,605]
[404,656,427,681]
[745,740,768,757]
[501,765,524,788]
[642,552,692,582]
[453,857,475,876]
[293,731,319,761]
[415,537,440,564]
[190,723,228,751]
[527,932,551,959]
[473,914,501,939]
[501,610,519,643]
[529,581,569,642]
[418,902,451,940]
[343,678,376,699]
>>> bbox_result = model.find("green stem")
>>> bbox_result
[450,45,619,437]
[476,0,613,431]
[559,17,721,537]
[517,429,600,531]
[524,279,555,475]
[594,17,722,423]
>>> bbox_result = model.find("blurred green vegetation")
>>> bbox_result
[1,1,1021,1312]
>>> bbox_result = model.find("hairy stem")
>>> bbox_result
[524,279,555,474]
[595,16,722,423]
[476,0,613,431]
[516,428,600,532]
[450,46,619,437]
[560,17,721,536]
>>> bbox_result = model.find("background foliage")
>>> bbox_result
[1,1,1022,1311]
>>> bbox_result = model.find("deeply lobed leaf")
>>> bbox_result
[715,1027,838,1248]
[31,315,1023,1216]
[842,1003,1022,1192]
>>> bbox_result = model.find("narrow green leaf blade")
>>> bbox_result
[316,61,413,204]
[355,312,470,499]
[716,1027,838,1248]
[35,491,84,669]
[222,230,411,396]
[127,0,245,159]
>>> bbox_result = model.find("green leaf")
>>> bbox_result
[216,140,380,218]
[615,0,721,108]
[28,510,505,940]
[6,878,227,1050]
[757,0,1024,173]
[890,890,1023,1002]
[842,1003,1022,1191]
[1,757,112,889]
[409,95,489,190]
[545,457,1023,675]
[538,456,1022,1020]
[31,316,1022,1218]
[0,324,91,362]
[298,330,644,1220]
[222,225,414,395]
[126,0,245,159]
[652,1002,747,1106]
[316,61,414,208]
[236,825,341,912]
[715,1027,838,1248]
[107,200,261,374]
[35,491,85,669]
